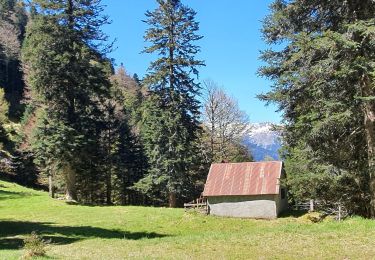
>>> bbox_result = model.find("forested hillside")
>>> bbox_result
[0,0,254,208]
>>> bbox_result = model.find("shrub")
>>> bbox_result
[23,232,48,258]
[298,212,324,223]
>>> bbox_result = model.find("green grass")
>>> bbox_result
[1,180,375,259]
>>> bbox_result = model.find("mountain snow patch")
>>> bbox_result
[242,123,282,161]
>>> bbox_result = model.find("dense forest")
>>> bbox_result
[0,0,374,218]
[0,0,251,207]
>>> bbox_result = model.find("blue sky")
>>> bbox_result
[101,0,281,123]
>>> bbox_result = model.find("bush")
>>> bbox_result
[298,212,324,223]
[23,232,48,258]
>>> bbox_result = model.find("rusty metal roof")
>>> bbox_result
[203,161,283,197]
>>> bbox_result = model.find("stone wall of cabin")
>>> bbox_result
[275,189,288,216]
[207,195,277,219]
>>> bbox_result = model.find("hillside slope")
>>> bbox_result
[1,180,375,259]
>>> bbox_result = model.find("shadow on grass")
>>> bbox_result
[0,190,36,201]
[64,201,133,207]
[279,209,307,218]
[0,220,169,250]
[0,238,24,250]
[0,236,79,250]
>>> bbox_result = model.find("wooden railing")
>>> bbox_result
[293,200,348,221]
[184,196,208,214]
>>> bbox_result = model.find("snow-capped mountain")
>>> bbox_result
[242,123,282,161]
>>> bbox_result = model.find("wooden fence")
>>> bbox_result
[293,200,348,221]
[184,197,208,214]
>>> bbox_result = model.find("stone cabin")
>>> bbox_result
[203,161,288,219]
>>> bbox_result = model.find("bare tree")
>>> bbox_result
[202,79,251,162]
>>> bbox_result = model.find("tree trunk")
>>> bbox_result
[210,107,215,162]
[364,103,375,217]
[168,191,176,208]
[362,76,375,217]
[64,164,77,201]
[106,171,112,205]
[106,127,112,205]
[48,174,54,198]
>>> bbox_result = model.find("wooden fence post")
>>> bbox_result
[309,199,314,212]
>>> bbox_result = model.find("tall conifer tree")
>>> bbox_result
[22,0,111,201]
[139,0,204,207]
[259,0,375,217]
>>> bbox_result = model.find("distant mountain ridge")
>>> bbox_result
[242,122,282,161]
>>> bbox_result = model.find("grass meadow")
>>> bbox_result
[1,180,375,259]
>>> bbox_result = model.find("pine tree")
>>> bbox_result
[259,0,375,217]
[109,65,147,205]
[139,0,204,207]
[22,0,111,201]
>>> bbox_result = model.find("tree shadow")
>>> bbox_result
[0,220,169,250]
[0,190,36,201]
[279,209,307,218]
[0,236,79,250]
[0,238,24,250]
